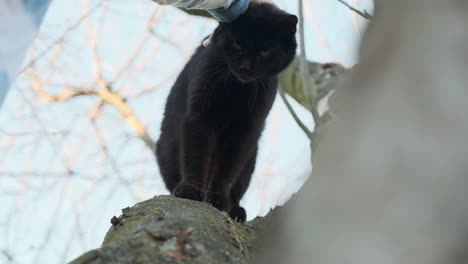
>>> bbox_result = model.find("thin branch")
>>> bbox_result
[279,88,313,140]
[147,9,183,52]
[30,70,97,102]
[31,74,155,152]
[16,74,76,176]
[336,0,373,19]
[90,116,137,198]
[1,250,15,264]
[298,0,320,135]
[32,84,97,102]
[97,88,156,152]
[19,1,104,74]
[0,128,65,137]
[126,73,176,99]
[88,101,106,119]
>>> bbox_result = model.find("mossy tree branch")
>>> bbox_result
[69,196,275,264]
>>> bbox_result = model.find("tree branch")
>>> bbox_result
[279,87,313,139]
[30,74,155,152]
[69,196,273,264]
[298,0,321,152]
[336,0,373,20]
[32,86,97,103]
[30,71,97,102]
[97,88,156,151]
[19,2,104,74]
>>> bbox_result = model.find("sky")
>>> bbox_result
[0,0,372,263]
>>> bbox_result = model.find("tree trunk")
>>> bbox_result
[68,196,274,264]
[258,0,468,263]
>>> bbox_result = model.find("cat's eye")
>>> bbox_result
[259,50,271,57]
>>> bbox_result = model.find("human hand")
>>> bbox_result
[202,34,213,47]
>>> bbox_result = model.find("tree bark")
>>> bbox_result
[68,196,275,264]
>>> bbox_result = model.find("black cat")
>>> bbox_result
[156,2,297,222]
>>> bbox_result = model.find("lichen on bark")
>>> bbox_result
[69,196,270,264]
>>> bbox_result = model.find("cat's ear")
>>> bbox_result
[285,15,298,33]
[212,26,226,48]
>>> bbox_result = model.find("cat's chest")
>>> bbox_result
[204,83,269,115]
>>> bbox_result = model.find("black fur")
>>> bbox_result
[156,2,297,222]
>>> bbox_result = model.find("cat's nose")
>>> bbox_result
[239,59,252,74]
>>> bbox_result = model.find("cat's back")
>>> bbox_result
[163,41,212,112]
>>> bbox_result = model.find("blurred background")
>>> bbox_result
[0,0,371,263]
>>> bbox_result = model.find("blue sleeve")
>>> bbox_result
[0,0,51,107]
[208,0,249,22]
[157,0,249,22]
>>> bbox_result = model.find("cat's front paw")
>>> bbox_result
[229,206,247,223]
[206,192,229,212]
[173,182,204,202]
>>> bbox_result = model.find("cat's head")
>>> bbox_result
[213,3,298,83]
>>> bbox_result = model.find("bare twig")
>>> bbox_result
[30,66,155,152]
[32,83,97,102]
[97,87,156,151]
[19,1,105,74]
[0,128,65,137]
[90,116,136,198]
[336,0,373,19]
[298,0,316,116]
[147,9,183,52]
[279,88,313,140]
[298,0,319,152]
[1,250,15,263]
